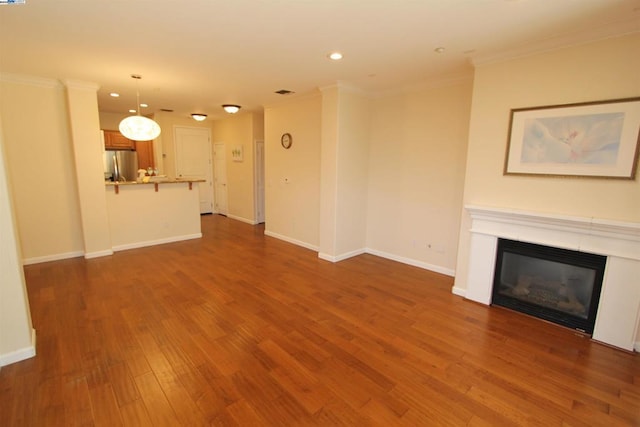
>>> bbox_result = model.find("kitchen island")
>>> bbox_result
[105,179,204,251]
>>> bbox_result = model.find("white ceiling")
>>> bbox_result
[1,0,639,121]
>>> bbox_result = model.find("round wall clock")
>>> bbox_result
[281,133,292,149]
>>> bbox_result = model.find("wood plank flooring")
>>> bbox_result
[1,214,639,426]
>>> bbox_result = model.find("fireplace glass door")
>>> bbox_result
[492,239,607,334]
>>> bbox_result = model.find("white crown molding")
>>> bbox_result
[370,70,474,100]
[0,72,61,89]
[319,81,372,98]
[472,21,640,67]
[62,79,100,91]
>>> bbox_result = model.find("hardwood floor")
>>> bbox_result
[1,214,639,426]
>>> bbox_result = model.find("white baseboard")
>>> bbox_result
[112,233,202,252]
[451,286,466,297]
[226,214,258,225]
[23,250,84,265]
[634,341,640,353]
[365,248,455,277]
[0,328,36,367]
[264,230,319,252]
[318,248,366,263]
[85,249,114,259]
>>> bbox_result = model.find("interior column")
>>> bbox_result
[64,80,113,258]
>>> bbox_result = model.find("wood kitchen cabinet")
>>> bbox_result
[135,140,155,170]
[103,130,135,150]
[103,130,155,170]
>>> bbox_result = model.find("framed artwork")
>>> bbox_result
[232,145,243,162]
[504,97,640,179]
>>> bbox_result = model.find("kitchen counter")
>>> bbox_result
[105,178,205,193]
[105,178,205,185]
[105,179,203,251]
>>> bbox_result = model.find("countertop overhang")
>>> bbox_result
[106,179,205,193]
[105,178,205,186]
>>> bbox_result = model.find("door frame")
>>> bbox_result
[173,125,213,214]
[213,142,229,216]
[254,139,265,224]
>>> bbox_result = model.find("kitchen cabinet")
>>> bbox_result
[135,140,155,170]
[103,130,135,150]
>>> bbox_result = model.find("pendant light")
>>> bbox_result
[119,75,161,141]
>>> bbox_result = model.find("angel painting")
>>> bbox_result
[521,112,623,164]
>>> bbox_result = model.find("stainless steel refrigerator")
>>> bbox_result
[103,150,138,182]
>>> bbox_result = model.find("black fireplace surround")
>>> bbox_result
[491,238,607,335]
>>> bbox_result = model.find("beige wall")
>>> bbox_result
[319,87,340,256]
[264,94,322,248]
[318,85,372,260]
[454,34,640,293]
[106,183,201,249]
[0,75,84,263]
[334,88,371,257]
[99,111,127,131]
[367,79,473,275]
[0,114,35,366]
[65,80,112,258]
[211,112,263,223]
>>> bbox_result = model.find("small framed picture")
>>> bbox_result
[232,145,243,162]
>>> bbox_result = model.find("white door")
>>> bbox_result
[174,126,213,214]
[255,140,265,224]
[213,142,228,216]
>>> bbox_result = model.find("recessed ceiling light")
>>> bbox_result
[128,109,136,113]
[140,103,148,108]
[434,47,445,54]
[110,92,120,97]
[328,52,343,60]
[275,89,295,95]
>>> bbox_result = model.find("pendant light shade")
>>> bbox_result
[118,74,161,141]
[119,115,161,141]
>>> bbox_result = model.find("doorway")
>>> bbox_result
[254,140,265,224]
[213,142,229,216]
[174,126,213,214]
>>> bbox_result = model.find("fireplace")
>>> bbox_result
[492,238,606,334]
[460,205,640,351]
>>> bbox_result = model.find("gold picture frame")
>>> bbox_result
[504,97,640,179]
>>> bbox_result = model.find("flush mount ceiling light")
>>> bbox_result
[222,104,241,114]
[328,52,343,60]
[109,92,120,97]
[118,74,161,141]
[191,113,207,121]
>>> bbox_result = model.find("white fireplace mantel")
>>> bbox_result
[462,205,640,351]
